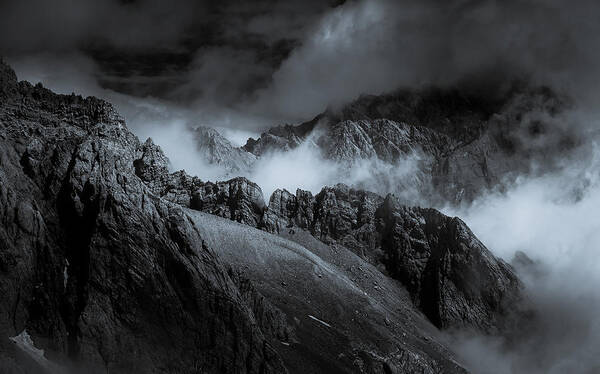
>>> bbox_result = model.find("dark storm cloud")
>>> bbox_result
[2,0,600,128]
[0,0,340,107]
[249,0,600,122]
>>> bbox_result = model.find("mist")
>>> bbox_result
[247,134,425,200]
[441,141,600,373]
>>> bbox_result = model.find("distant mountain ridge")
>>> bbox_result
[191,125,257,174]
[194,84,574,205]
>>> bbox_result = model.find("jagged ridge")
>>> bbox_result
[136,138,522,333]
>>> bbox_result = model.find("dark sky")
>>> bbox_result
[1,0,599,129]
[1,1,342,99]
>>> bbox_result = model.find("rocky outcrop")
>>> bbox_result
[192,126,256,174]
[132,145,522,333]
[0,60,478,373]
[134,138,266,227]
[126,90,523,335]
[0,58,18,98]
[261,185,521,332]
[0,64,286,373]
[0,59,529,372]
[319,119,451,163]
[243,116,320,156]
[190,177,266,227]
[375,196,520,331]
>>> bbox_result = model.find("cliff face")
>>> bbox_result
[0,60,286,373]
[262,185,521,332]
[192,126,257,174]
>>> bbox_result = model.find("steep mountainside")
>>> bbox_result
[137,138,522,333]
[263,186,521,332]
[0,60,287,373]
[191,126,256,174]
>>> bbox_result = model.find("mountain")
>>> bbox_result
[239,86,574,204]
[0,60,286,373]
[0,59,524,373]
[191,126,256,175]
[137,145,523,334]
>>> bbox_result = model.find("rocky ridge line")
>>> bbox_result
[136,138,522,333]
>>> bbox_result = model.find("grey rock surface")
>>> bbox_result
[190,210,468,374]
[192,126,256,174]
[240,86,573,205]
[261,185,521,332]
[139,141,522,334]
[0,60,286,373]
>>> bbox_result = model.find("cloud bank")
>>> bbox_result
[442,142,600,373]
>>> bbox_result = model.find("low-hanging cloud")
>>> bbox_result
[249,0,600,122]
[442,143,600,373]
[246,135,425,200]
[6,0,600,132]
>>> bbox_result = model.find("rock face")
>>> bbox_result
[375,196,520,331]
[136,138,521,334]
[319,119,450,163]
[0,60,286,373]
[190,210,469,374]
[190,177,267,227]
[261,185,520,332]
[240,86,573,204]
[243,116,321,156]
[134,130,521,333]
[135,137,266,227]
[192,126,256,174]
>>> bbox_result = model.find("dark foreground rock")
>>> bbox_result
[0,59,286,373]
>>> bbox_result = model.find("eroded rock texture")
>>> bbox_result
[136,138,521,334]
[240,85,574,205]
[0,59,286,373]
[262,185,521,332]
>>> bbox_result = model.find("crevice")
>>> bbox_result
[56,152,99,359]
